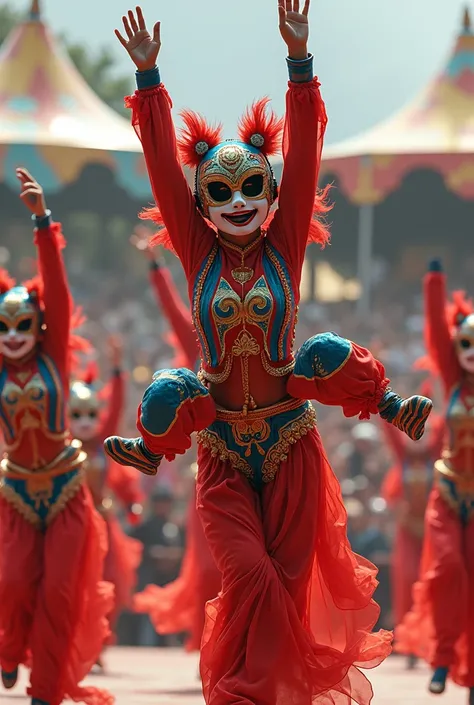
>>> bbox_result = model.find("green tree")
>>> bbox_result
[0,3,131,115]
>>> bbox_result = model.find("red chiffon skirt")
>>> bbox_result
[134,485,221,652]
[197,427,392,705]
[0,487,114,705]
[391,525,423,628]
[103,512,142,640]
[396,487,474,687]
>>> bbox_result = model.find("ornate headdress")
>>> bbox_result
[0,269,44,340]
[138,98,331,252]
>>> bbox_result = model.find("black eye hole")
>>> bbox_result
[89,411,97,419]
[460,338,472,349]
[242,174,264,199]
[17,318,33,332]
[0,321,8,333]
[71,410,82,419]
[207,181,232,203]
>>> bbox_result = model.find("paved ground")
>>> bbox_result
[2,648,468,704]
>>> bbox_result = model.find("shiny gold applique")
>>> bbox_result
[232,418,271,457]
[262,405,317,482]
[264,243,293,359]
[193,244,219,366]
[260,352,295,377]
[46,470,84,526]
[231,266,254,284]
[232,330,260,357]
[0,481,41,527]
[197,429,253,481]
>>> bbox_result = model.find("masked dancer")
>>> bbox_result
[69,340,143,660]
[0,169,113,705]
[106,5,432,703]
[381,379,444,669]
[397,260,474,703]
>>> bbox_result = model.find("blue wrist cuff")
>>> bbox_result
[33,209,52,229]
[287,53,313,83]
[136,66,161,90]
[428,258,442,273]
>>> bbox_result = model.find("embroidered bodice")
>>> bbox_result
[192,237,297,410]
[442,384,474,474]
[0,353,68,469]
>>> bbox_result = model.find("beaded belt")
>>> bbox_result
[197,397,316,489]
[0,442,86,529]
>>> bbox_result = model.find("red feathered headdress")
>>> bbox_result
[141,96,330,250]
[446,290,474,331]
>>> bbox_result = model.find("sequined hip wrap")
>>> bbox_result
[0,443,86,529]
[197,397,316,490]
[434,457,474,523]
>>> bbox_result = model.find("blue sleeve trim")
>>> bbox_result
[136,66,161,90]
[33,209,52,230]
[286,53,313,83]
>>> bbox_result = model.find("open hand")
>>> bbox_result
[115,6,161,72]
[16,168,47,217]
[278,0,310,60]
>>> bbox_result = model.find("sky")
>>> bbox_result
[38,0,468,144]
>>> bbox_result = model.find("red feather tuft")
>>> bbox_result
[447,290,474,329]
[23,275,44,307]
[238,98,284,157]
[139,207,177,255]
[262,183,332,248]
[0,269,16,294]
[177,110,223,168]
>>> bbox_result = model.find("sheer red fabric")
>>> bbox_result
[134,485,221,652]
[103,513,142,639]
[396,488,474,688]
[0,488,114,705]
[197,429,391,705]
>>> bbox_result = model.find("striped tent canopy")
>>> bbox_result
[0,0,151,198]
[320,6,474,204]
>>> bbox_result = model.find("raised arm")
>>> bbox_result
[130,226,199,368]
[424,259,460,396]
[17,168,71,378]
[99,337,126,441]
[116,8,214,276]
[268,0,328,275]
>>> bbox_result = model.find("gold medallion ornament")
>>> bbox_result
[231,266,254,284]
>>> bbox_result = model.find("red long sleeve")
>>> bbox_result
[268,78,327,277]
[100,371,125,441]
[423,272,460,396]
[35,222,71,381]
[128,84,215,276]
[149,265,199,369]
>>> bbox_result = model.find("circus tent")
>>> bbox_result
[0,0,150,206]
[317,6,474,313]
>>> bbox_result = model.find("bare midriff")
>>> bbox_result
[208,354,291,412]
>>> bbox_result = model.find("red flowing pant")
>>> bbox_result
[396,488,474,687]
[0,487,113,705]
[196,428,391,705]
[392,526,423,628]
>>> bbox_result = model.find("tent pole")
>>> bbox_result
[356,203,374,316]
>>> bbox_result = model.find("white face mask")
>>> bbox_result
[456,315,474,374]
[458,346,474,374]
[0,326,36,360]
[208,191,270,238]
[69,410,100,442]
